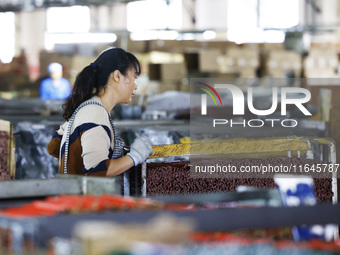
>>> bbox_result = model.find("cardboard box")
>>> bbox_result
[148,63,186,81]
[149,40,182,52]
[148,63,161,80]
[180,83,190,92]
[262,43,285,51]
[0,119,15,180]
[171,40,203,53]
[239,69,257,78]
[158,81,181,93]
[213,47,259,76]
[303,49,338,78]
[127,39,148,53]
[199,49,221,72]
[304,69,337,78]
[206,41,234,52]
[266,50,302,78]
[184,53,199,72]
[148,51,184,64]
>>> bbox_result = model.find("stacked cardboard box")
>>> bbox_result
[126,39,148,53]
[267,50,301,78]
[134,51,186,94]
[262,43,285,51]
[157,80,183,93]
[0,120,15,180]
[184,52,199,72]
[198,49,221,73]
[304,49,338,78]
[218,47,259,78]
[0,53,28,77]
[136,51,184,75]
[0,53,30,93]
[148,62,186,93]
[148,63,186,81]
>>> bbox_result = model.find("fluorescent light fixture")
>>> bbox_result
[47,6,90,33]
[130,30,179,41]
[130,30,218,42]
[263,30,285,43]
[228,27,285,44]
[127,0,182,32]
[227,0,298,44]
[203,30,216,40]
[45,32,117,49]
[158,30,179,40]
[177,33,196,41]
[0,12,15,64]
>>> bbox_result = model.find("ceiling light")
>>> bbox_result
[203,30,216,40]
[45,32,117,49]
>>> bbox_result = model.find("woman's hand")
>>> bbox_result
[127,136,153,166]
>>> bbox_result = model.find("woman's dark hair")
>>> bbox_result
[62,47,141,120]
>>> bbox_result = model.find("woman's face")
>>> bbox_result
[119,67,138,104]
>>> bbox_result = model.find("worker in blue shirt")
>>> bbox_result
[40,62,71,100]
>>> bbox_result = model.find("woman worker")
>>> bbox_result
[47,48,153,177]
[40,62,71,100]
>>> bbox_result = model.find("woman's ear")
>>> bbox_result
[111,70,121,83]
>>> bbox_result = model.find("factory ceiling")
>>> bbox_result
[0,0,138,12]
